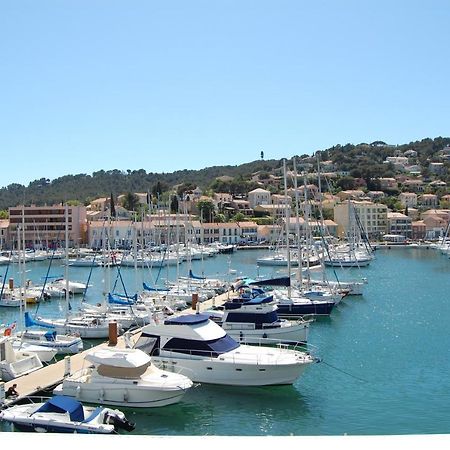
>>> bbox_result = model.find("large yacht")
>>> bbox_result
[135,313,315,386]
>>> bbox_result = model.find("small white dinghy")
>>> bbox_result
[0,395,135,434]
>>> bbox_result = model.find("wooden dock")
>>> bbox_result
[1,289,233,408]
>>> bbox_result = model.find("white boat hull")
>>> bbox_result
[152,348,312,386]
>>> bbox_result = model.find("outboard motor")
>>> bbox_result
[104,411,136,432]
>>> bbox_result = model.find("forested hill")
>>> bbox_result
[0,136,449,210]
[0,159,282,210]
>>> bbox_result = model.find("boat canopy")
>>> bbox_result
[164,314,210,326]
[85,348,151,368]
[34,396,85,422]
[243,295,274,305]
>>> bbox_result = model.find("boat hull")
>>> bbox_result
[54,381,188,408]
[151,352,311,386]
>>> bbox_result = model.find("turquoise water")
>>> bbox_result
[1,247,450,436]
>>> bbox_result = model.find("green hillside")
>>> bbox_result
[0,136,449,211]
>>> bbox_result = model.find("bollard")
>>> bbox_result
[191,293,199,310]
[108,321,118,346]
[64,356,71,376]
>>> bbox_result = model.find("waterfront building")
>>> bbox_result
[0,219,8,249]
[257,224,283,243]
[411,221,427,240]
[387,212,412,238]
[187,221,251,245]
[8,205,87,249]
[333,201,388,240]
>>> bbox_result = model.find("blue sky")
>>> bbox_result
[1,0,449,188]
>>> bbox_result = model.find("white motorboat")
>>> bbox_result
[54,347,194,408]
[0,395,135,434]
[136,313,315,386]
[0,336,43,381]
[205,294,311,344]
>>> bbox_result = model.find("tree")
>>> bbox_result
[122,192,140,212]
[196,200,215,223]
[231,212,246,222]
[336,176,356,191]
[170,195,179,213]
[110,192,116,218]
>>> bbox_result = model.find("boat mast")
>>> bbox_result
[292,157,303,286]
[283,159,291,298]
[64,203,70,318]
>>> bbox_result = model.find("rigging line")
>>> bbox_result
[320,360,368,383]
[82,218,107,302]
[35,230,63,316]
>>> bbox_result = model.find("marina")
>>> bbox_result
[0,245,449,436]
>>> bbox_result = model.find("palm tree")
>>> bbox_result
[122,192,140,212]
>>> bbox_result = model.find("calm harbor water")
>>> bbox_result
[1,247,450,436]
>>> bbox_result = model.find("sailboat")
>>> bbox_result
[25,205,122,339]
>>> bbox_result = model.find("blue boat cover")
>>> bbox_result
[108,293,136,305]
[164,313,210,326]
[34,396,85,422]
[189,269,205,280]
[243,295,274,305]
[44,330,57,341]
[24,312,55,329]
[143,282,169,292]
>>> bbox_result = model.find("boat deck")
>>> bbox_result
[1,289,233,408]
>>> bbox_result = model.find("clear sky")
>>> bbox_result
[1,0,449,188]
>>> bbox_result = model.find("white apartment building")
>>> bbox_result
[88,218,187,249]
[333,201,388,240]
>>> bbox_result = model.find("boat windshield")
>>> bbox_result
[162,334,239,358]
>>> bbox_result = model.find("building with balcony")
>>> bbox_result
[8,205,87,249]
[333,201,388,240]
[387,212,412,238]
